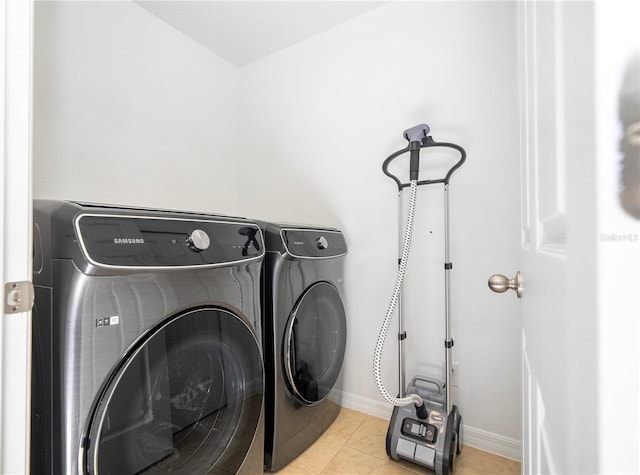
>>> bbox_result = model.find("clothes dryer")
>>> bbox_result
[260,223,348,472]
[31,200,265,474]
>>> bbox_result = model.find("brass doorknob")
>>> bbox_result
[488,271,522,298]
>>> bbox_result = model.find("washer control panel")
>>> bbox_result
[76,215,263,267]
[401,417,438,445]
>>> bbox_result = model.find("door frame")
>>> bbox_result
[0,0,34,473]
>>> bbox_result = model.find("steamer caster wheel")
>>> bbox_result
[449,430,458,473]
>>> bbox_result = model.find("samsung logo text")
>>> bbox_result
[114,238,145,244]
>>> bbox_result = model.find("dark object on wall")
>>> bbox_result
[619,50,640,220]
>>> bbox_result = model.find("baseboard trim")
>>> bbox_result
[461,425,521,462]
[332,389,521,462]
[331,387,394,419]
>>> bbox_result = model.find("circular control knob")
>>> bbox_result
[187,229,210,252]
[315,236,329,250]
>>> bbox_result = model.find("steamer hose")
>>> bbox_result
[373,179,425,413]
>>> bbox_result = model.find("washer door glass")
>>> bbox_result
[84,308,263,474]
[284,281,347,405]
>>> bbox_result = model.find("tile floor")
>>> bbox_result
[272,408,520,475]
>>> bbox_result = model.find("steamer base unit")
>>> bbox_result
[386,378,462,474]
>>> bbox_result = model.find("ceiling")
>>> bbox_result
[135,1,386,66]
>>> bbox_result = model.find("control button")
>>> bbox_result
[316,236,329,250]
[425,425,437,443]
[187,229,210,252]
[414,444,436,467]
[396,438,417,460]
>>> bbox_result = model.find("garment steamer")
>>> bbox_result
[374,124,466,474]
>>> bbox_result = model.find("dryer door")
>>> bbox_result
[283,281,347,405]
[83,307,263,474]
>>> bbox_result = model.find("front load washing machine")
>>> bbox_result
[31,200,265,474]
[260,222,348,472]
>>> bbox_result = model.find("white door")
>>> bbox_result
[516,2,598,473]
[0,0,34,473]
[516,1,640,473]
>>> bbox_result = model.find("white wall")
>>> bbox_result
[32,0,522,456]
[239,1,522,447]
[33,1,241,214]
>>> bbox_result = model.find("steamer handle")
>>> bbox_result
[382,139,467,191]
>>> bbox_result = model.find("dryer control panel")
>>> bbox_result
[76,215,263,268]
[281,229,347,258]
